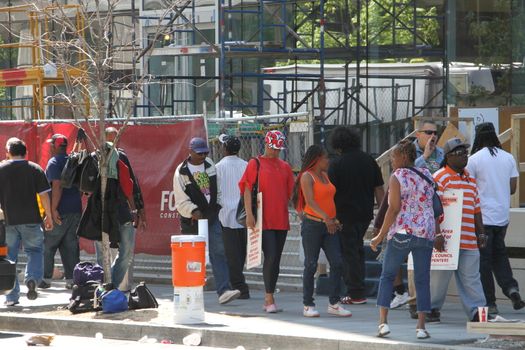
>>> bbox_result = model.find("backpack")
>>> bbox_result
[128,282,158,310]
[67,280,101,314]
[95,283,128,314]
[73,262,104,286]
[60,152,81,189]
[79,152,99,194]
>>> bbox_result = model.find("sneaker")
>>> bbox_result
[218,289,241,305]
[38,280,51,289]
[377,323,390,337]
[303,306,320,317]
[327,303,352,317]
[425,309,440,323]
[3,300,19,307]
[510,292,525,310]
[264,303,278,313]
[408,304,418,319]
[390,292,410,309]
[416,329,430,339]
[26,280,38,300]
[488,305,499,315]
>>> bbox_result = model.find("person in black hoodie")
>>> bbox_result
[173,137,240,305]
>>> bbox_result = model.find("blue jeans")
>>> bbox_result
[479,225,520,307]
[207,219,231,296]
[5,224,44,303]
[430,249,486,319]
[301,218,343,306]
[44,213,81,281]
[377,233,433,312]
[95,222,135,289]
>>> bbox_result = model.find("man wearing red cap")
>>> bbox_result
[42,134,82,289]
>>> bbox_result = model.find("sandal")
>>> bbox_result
[377,323,390,337]
[416,329,430,339]
[263,304,278,313]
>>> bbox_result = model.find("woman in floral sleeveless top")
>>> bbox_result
[370,140,437,340]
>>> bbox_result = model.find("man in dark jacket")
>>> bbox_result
[173,137,240,304]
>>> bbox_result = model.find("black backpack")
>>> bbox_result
[67,280,102,314]
[79,152,99,194]
[60,152,82,189]
[128,282,158,310]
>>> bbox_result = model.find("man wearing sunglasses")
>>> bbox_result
[414,121,444,174]
[173,137,241,305]
[430,138,488,322]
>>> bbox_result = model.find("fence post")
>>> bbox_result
[308,98,315,148]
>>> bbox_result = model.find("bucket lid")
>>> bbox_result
[171,235,206,243]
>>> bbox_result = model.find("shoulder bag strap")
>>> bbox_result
[254,157,261,192]
[408,167,437,190]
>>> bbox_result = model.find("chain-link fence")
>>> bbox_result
[206,111,312,171]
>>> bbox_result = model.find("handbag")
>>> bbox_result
[408,167,444,218]
[236,158,260,227]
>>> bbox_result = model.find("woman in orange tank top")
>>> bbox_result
[293,145,351,318]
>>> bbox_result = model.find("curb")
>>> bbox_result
[0,312,482,350]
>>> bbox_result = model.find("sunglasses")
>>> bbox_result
[420,130,438,135]
[448,148,468,156]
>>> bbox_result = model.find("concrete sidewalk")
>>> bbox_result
[0,281,524,349]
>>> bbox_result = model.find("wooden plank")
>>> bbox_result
[511,116,521,208]
[499,128,512,144]
[468,321,525,336]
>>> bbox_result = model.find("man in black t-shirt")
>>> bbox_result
[0,138,53,306]
[328,127,385,305]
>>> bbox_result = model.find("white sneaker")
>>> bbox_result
[327,303,352,317]
[377,323,390,337]
[390,292,410,309]
[303,306,320,317]
[218,289,241,304]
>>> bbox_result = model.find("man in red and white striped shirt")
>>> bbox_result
[429,138,488,322]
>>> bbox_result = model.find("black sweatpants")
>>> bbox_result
[262,230,288,294]
[222,226,249,296]
[339,219,370,299]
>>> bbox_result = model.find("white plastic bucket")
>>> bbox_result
[173,286,205,324]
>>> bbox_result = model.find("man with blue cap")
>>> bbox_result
[173,137,241,304]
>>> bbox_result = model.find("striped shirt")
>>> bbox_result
[216,155,248,229]
[433,166,481,250]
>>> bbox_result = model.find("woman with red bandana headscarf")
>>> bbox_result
[239,130,294,313]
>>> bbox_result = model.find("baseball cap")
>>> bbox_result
[47,134,68,148]
[189,137,209,153]
[219,134,241,153]
[443,137,470,154]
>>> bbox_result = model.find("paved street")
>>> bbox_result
[1,281,524,349]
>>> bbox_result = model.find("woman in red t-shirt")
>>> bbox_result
[239,130,294,313]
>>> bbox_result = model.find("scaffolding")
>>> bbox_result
[0,4,89,120]
[142,0,447,152]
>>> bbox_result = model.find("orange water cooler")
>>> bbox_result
[171,234,206,324]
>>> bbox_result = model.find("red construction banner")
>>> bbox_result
[0,118,206,256]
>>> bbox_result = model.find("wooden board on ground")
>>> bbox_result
[468,321,525,337]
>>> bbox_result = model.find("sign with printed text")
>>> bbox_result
[246,192,263,270]
[408,190,463,270]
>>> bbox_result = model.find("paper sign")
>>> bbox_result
[246,192,263,270]
[408,190,463,270]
